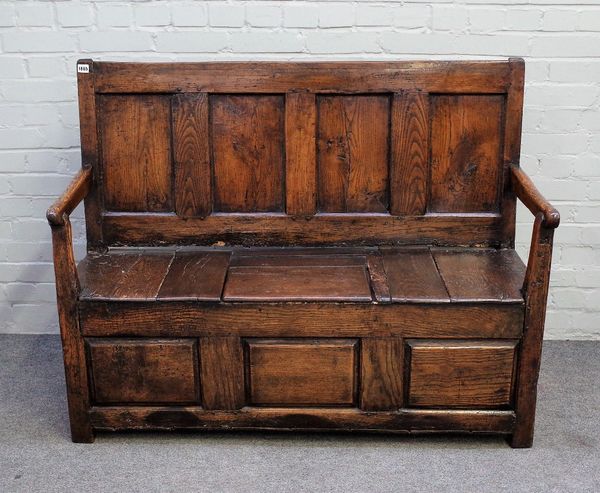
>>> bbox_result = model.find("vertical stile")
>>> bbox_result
[390,91,430,215]
[77,59,103,248]
[199,336,245,410]
[285,92,317,216]
[172,93,212,218]
[501,58,525,246]
[360,338,404,411]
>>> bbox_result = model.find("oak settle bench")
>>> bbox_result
[48,59,559,447]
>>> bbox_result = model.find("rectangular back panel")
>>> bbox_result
[430,95,504,213]
[211,95,285,212]
[317,95,390,213]
[99,95,172,212]
[80,60,524,248]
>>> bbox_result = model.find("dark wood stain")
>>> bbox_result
[390,91,429,215]
[211,95,284,212]
[102,213,508,248]
[286,92,317,216]
[365,253,391,303]
[199,336,245,410]
[47,60,557,447]
[382,248,449,302]
[360,337,404,410]
[247,339,357,406]
[172,93,212,218]
[90,406,517,434]
[99,95,172,212]
[80,301,524,339]
[430,95,504,213]
[157,250,230,301]
[317,95,390,212]
[93,61,513,94]
[77,60,103,248]
[223,265,372,302]
[432,248,526,303]
[87,338,199,404]
[406,340,517,409]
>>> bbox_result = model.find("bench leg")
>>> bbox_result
[51,223,94,443]
[508,341,541,449]
[508,341,539,449]
[61,343,95,443]
[508,220,554,449]
[509,428,533,448]
[61,334,95,443]
[70,420,95,444]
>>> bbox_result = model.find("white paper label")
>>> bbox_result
[77,64,90,74]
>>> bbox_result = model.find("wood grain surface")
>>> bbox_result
[172,93,211,218]
[430,95,503,213]
[48,59,557,446]
[286,92,317,216]
[99,95,172,212]
[211,95,284,212]
[199,336,245,410]
[247,339,357,406]
[87,338,199,404]
[406,340,517,408]
[79,302,524,339]
[360,338,404,410]
[317,95,389,212]
[390,91,429,215]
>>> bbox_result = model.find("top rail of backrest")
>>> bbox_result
[78,59,525,250]
[93,60,513,94]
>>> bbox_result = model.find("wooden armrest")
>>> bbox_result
[510,165,560,229]
[46,167,93,226]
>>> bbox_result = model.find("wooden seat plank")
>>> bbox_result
[223,265,372,302]
[79,251,173,301]
[382,249,449,302]
[78,247,528,304]
[157,251,230,301]
[432,249,526,303]
[78,252,141,300]
[106,252,174,301]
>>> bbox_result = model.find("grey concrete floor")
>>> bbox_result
[0,335,598,493]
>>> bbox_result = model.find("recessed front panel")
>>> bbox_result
[211,95,285,212]
[99,95,172,212]
[317,95,390,213]
[87,338,199,404]
[406,340,517,408]
[247,339,358,406]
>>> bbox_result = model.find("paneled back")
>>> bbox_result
[78,59,524,249]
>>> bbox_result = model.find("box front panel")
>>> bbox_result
[406,340,517,409]
[246,339,358,406]
[87,338,200,405]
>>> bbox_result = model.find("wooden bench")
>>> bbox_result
[48,59,559,447]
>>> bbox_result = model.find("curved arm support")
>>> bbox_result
[510,165,560,229]
[47,167,93,226]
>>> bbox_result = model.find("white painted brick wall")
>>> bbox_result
[0,0,598,339]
